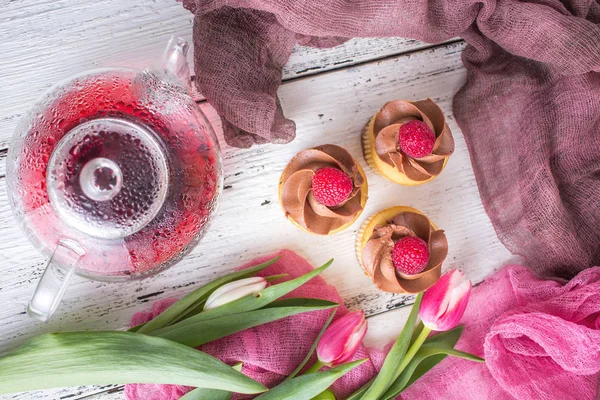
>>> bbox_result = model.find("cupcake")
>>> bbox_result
[279,144,368,235]
[363,99,454,185]
[356,206,448,293]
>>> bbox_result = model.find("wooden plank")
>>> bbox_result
[0,41,514,399]
[0,0,193,151]
[284,38,451,79]
[0,149,5,179]
[0,0,445,150]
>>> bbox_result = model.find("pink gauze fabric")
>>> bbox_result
[125,251,600,399]
[179,0,600,278]
[402,264,600,400]
[124,249,385,400]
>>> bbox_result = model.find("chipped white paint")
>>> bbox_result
[0,1,514,399]
[0,0,445,149]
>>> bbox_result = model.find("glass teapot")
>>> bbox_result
[6,38,222,321]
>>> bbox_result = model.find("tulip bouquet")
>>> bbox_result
[0,256,369,398]
[0,254,482,400]
[345,270,483,400]
[254,269,482,400]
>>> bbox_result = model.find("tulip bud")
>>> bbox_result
[419,269,472,331]
[317,311,367,366]
[204,277,267,310]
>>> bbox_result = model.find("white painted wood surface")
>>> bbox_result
[0,1,515,399]
[0,0,448,151]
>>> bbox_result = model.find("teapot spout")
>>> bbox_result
[161,37,192,91]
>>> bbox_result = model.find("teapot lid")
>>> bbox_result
[46,118,169,240]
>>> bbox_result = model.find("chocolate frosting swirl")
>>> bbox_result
[362,211,448,293]
[280,144,365,235]
[373,99,454,181]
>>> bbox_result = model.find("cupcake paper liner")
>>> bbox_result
[361,117,382,176]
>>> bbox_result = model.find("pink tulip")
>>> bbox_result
[317,311,367,366]
[419,269,472,331]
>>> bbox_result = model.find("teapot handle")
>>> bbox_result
[161,36,192,92]
[27,239,84,322]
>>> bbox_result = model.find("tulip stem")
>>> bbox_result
[395,326,432,376]
[306,360,325,374]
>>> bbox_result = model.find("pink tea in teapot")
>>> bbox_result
[7,37,223,321]
[11,69,222,277]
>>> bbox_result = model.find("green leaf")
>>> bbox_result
[262,298,335,309]
[360,292,423,399]
[408,321,425,346]
[426,347,484,362]
[284,309,337,382]
[382,346,482,400]
[180,386,233,400]
[150,260,333,338]
[180,363,243,400]
[381,328,484,400]
[399,353,445,394]
[422,325,464,347]
[254,359,367,400]
[133,256,281,334]
[154,299,338,347]
[347,320,429,399]
[265,273,288,282]
[312,389,336,400]
[0,331,266,395]
[381,326,463,399]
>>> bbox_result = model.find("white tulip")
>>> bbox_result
[204,277,268,310]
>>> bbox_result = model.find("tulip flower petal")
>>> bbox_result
[434,280,471,331]
[207,277,266,303]
[335,320,367,365]
[419,271,453,322]
[317,314,360,363]
[204,277,267,310]
[317,311,367,365]
[447,280,472,313]
[317,339,347,365]
[419,270,471,332]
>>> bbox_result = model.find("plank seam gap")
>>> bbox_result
[279,38,465,85]
[191,38,464,106]
[72,386,124,399]
[0,39,465,153]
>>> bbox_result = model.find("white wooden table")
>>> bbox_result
[0,1,516,399]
